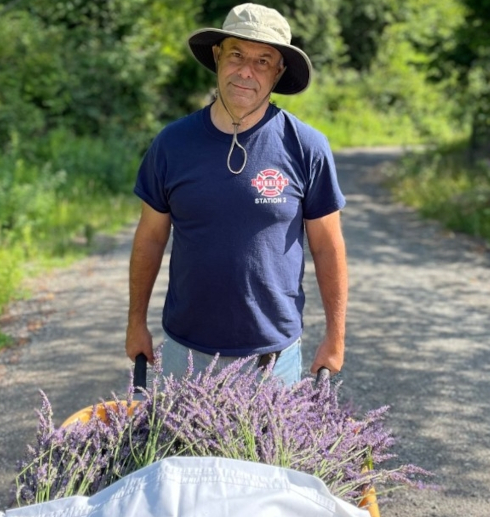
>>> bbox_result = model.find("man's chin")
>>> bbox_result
[226,94,257,109]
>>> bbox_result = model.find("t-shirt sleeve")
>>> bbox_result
[302,135,346,220]
[133,136,170,213]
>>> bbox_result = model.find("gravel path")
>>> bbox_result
[1,148,489,515]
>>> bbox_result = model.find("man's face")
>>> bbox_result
[213,37,284,113]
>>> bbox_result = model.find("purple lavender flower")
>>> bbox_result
[11,353,433,508]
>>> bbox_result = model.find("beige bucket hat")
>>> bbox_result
[188,3,312,95]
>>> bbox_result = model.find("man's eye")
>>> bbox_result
[257,59,272,70]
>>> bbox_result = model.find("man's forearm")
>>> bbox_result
[126,205,171,362]
[128,234,165,325]
[313,243,348,343]
[306,212,348,373]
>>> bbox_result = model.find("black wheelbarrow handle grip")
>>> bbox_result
[133,353,148,392]
[315,366,330,388]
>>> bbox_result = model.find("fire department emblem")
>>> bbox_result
[251,169,289,198]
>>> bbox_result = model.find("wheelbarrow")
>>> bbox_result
[5,360,380,517]
[62,361,380,517]
[61,353,148,426]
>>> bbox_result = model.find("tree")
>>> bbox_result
[456,0,490,154]
[337,0,398,71]
[428,0,490,154]
[0,0,201,148]
[0,11,67,148]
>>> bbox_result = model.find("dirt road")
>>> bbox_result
[1,148,489,515]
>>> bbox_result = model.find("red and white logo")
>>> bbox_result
[251,169,289,198]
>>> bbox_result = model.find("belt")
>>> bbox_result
[257,351,281,369]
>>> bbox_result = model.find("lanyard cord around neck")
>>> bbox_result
[215,60,287,175]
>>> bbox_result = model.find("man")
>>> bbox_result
[125,3,348,386]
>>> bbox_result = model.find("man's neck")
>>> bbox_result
[210,98,270,134]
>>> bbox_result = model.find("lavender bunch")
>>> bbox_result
[12,352,431,507]
[13,392,136,505]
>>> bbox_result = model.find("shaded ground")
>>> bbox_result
[1,148,489,515]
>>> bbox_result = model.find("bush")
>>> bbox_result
[0,247,24,315]
[0,128,141,314]
[384,144,490,242]
[273,71,463,150]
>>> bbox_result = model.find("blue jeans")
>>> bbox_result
[160,333,302,387]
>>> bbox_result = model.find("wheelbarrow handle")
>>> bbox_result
[315,366,330,388]
[133,353,147,393]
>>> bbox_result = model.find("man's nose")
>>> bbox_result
[236,58,255,77]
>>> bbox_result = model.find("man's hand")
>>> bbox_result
[126,323,155,365]
[310,336,344,375]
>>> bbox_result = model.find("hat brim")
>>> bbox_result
[188,28,312,95]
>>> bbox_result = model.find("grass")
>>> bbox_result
[0,194,140,312]
[0,129,142,324]
[0,193,140,350]
[0,332,14,351]
[382,143,490,243]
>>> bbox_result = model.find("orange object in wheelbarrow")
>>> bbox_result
[360,485,381,517]
[61,354,147,427]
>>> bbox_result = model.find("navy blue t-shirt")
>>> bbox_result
[134,103,345,356]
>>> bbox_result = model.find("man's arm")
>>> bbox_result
[126,202,171,364]
[304,211,348,374]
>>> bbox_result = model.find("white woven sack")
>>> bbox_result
[4,456,370,517]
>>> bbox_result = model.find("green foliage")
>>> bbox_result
[0,0,474,147]
[353,0,468,143]
[338,0,398,71]
[0,11,66,145]
[0,246,24,316]
[40,129,141,195]
[198,0,236,24]
[384,144,490,242]
[0,0,200,150]
[0,128,141,315]
[274,70,463,149]
[273,81,414,149]
[0,331,14,351]
[272,0,345,69]
[427,0,490,153]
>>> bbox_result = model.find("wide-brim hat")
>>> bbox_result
[188,3,312,95]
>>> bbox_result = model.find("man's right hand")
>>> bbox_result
[125,323,155,365]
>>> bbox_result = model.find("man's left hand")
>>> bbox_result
[310,336,344,375]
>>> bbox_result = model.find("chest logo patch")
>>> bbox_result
[251,169,289,198]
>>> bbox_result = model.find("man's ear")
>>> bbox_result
[212,45,220,66]
[275,63,287,84]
